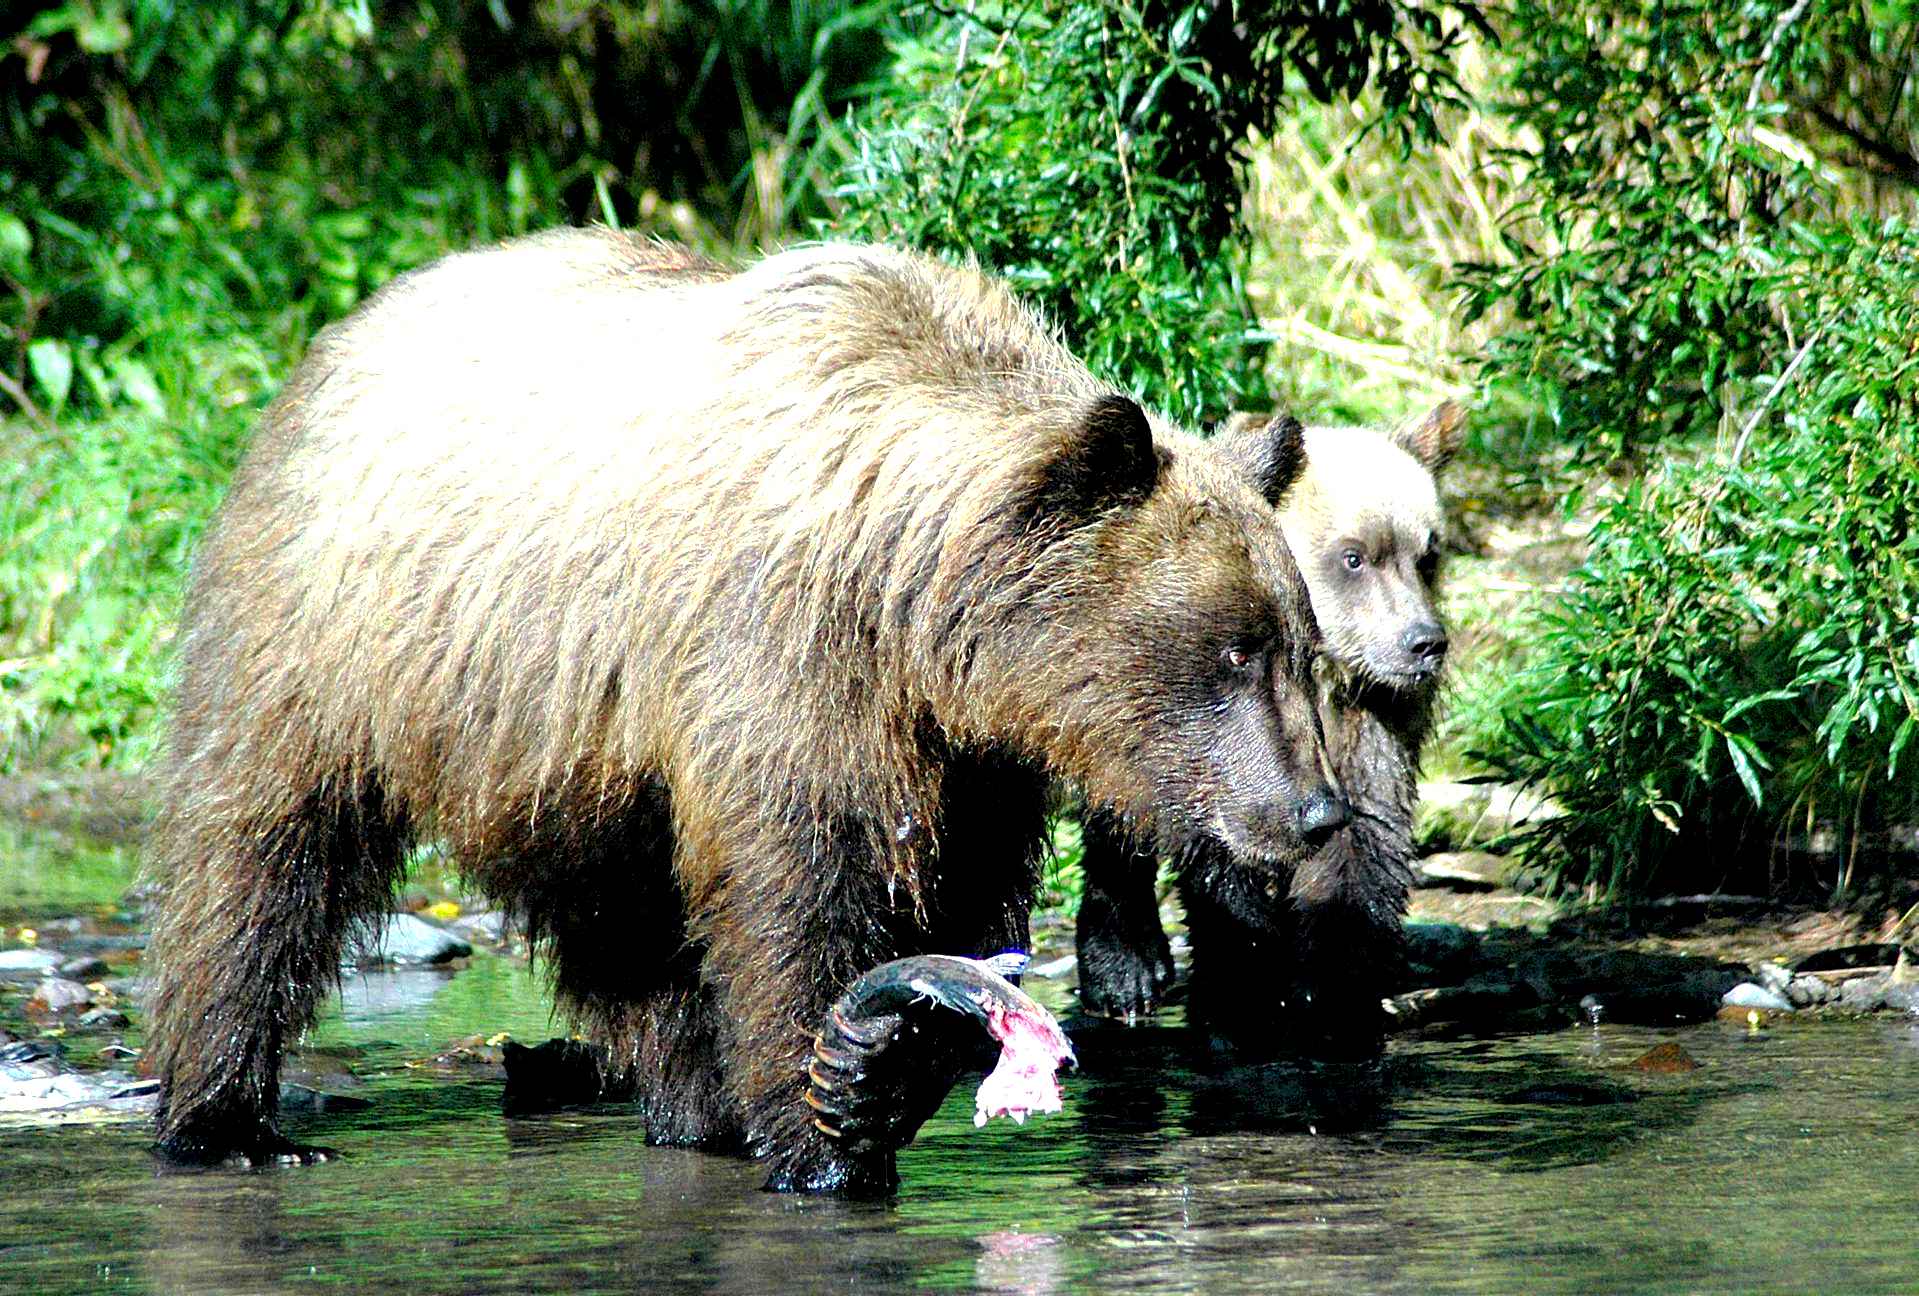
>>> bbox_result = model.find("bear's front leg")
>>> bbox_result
[1073,809,1176,1018]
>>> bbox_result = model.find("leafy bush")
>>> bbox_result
[833,1,1486,427]
[1463,0,1919,900]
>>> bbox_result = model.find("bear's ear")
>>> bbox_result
[1218,412,1306,507]
[1037,394,1162,517]
[1392,401,1467,473]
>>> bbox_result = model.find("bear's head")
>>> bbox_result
[999,396,1347,871]
[1227,403,1464,695]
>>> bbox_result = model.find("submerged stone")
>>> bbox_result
[350,913,473,967]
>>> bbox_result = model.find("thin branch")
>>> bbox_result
[1729,326,1821,469]
[1800,101,1919,189]
[1746,0,1813,115]
[0,369,51,433]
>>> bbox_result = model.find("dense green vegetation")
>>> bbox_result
[1457,0,1919,901]
[834,1,1483,426]
[2,1,1914,904]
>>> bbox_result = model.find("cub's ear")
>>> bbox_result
[1215,410,1272,440]
[1393,401,1467,473]
[1036,393,1162,517]
[1218,412,1306,507]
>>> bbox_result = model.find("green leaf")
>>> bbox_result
[0,212,30,269]
[27,339,75,415]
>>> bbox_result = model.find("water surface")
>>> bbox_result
[3,951,1916,1294]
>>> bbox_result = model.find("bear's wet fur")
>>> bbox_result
[1077,404,1466,1055]
[143,229,1342,1193]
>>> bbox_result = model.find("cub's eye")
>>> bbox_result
[1221,643,1259,672]
[1416,547,1441,580]
[1341,549,1365,572]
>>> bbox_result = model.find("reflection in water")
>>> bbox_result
[3,955,1918,1294]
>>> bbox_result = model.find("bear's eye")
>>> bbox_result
[1416,546,1440,580]
[1341,549,1365,572]
[1221,643,1260,673]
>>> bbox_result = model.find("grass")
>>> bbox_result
[1239,37,1521,427]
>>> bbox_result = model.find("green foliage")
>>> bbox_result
[1459,0,1919,465]
[833,1,1484,427]
[1464,0,1919,899]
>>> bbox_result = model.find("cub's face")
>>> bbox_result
[1274,405,1463,693]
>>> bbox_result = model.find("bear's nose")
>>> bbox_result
[1295,787,1350,849]
[1401,621,1448,664]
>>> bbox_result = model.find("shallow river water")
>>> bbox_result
[4,951,1918,1295]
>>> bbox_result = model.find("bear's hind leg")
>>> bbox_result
[146,775,407,1166]
[487,792,742,1148]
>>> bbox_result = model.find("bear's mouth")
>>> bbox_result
[1209,812,1321,871]
[1352,653,1445,696]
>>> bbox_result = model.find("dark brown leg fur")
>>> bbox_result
[742,757,1049,1195]
[475,783,742,1148]
[1074,808,1175,1017]
[147,775,407,1165]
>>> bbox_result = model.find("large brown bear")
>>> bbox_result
[144,229,1346,1195]
[1076,404,1465,1056]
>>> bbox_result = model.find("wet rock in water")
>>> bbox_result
[1404,921,1482,984]
[1577,984,1725,1027]
[1757,967,1826,1006]
[28,977,93,1015]
[1784,975,1835,1007]
[1722,982,1793,1013]
[1884,984,1919,1014]
[1028,953,1078,979]
[1384,977,1542,1033]
[1501,1082,1639,1106]
[0,948,63,980]
[426,1034,509,1073]
[1717,1003,1775,1026]
[349,913,473,967]
[502,1038,615,1114]
[1836,972,1892,1014]
[0,1038,61,1064]
[0,1046,158,1119]
[77,1007,131,1030]
[56,956,110,981]
[1631,1041,1701,1073]
[448,910,509,946]
[277,1082,372,1116]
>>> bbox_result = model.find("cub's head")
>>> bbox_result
[1226,403,1464,694]
[1006,397,1346,871]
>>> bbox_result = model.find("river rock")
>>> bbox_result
[29,977,93,1014]
[448,910,509,946]
[1836,972,1891,1013]
[277,1082,372,1115]
[0,948,63,979]
[1631,1041,1701,1073]
[1723,982,1793,1012]
[56,934,148,957]
[0,1060,159,1117]
[1404,921,1482,983]
[350,913,473,967]
[57,956,110,981]
[77,1007,131,1030]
